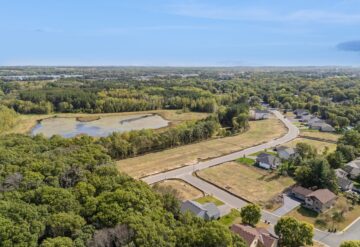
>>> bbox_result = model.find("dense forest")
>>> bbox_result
[0,134,245,247]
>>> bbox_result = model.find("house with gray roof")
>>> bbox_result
[252,109,270,120]
[294,109,309,118]
[180,200,220,220]
[335,168,353,191]
[308,121,335,132]
[343,158,360,180]
[256,153,281,170]
[276,146,297,160]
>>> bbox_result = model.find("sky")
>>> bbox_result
[1,0,360,66]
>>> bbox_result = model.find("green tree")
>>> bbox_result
[275,217,314,247]
[240,204,261,226]
[340,241,360,247]
[40,237,74,247]
[48,212,86,237]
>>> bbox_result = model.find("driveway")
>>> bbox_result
[272,194,301,216]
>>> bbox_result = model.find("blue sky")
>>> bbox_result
[1,0,360,66]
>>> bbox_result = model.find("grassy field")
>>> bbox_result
[218,209,270,228]
[153,179,204,201]
[236,157,255,166]
[118,117,287,178]
[300,130,341,142]
[283,137,337,154]
[197,162,295,208]
[3,110,208,135]
[287,196,360,231]
[195,195,224,206]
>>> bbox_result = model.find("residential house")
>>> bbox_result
[304,189,337,213]
[291,186,313,201]
[300,114,314,123]
[307,116,322,125]
[294,109,309,118]
[343,158,360,179]
[231,224,278,247]
[256,153,281,170]
[276,146,297,160]
[308,122,335,132]
[252,109,271,120]
[180,200,220,220]
[335,168,354,191]
[291,186,337,212]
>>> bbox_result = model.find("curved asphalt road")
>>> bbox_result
[142,110,360,247]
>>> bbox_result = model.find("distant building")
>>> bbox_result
[291,186,337,213]
[256,153,281,170]
[276,146,297,160]
[308,122,335,132]
[231,224,278,247]
[180,200,220,220]
[294,109,309,118]
[343,158,360,179]
[252,109,271,120]
[335,168,354,191]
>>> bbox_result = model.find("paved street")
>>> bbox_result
[142,110,360,247]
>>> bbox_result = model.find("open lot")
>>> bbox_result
[153,179,204,201]
[300,130,340,142]
[4,110,208,135]
[287,196,360,231]
[283,137,337,154]
[197,162,295,208]
[118,117,287,178]
[195,195,224,206]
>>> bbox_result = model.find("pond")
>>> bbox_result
[31,114,169,138]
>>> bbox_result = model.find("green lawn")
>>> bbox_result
[195,196,224,206]
[236,157,255,166]
[218,209,241,226]
[250,150,277,156]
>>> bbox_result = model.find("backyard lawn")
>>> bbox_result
[300,130,341,142]
[153,179,204,201]
[195,195,224,206]
[197,162,295,208]
[287,196,360,231]
[118,117,287,178]
[284,137,337,154]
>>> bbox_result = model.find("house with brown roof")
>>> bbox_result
[291,186,337,213]
[291,186,312,201]
[304,189,337,213]
[231,224,278,247]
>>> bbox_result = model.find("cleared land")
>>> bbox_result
[153,179,204,201]
[118,117,287,178]
[4,110,208,135]
[197,162,295,208]
[300,130,340,142]
[283,138,337,154]
[287,196,360,231]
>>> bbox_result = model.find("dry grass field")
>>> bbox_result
[153,179,204,201]
[4,110,208,135]
[197,162,295,207]
[118,117,287,178]
[300,130,341,142]
[284,137,337,154]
